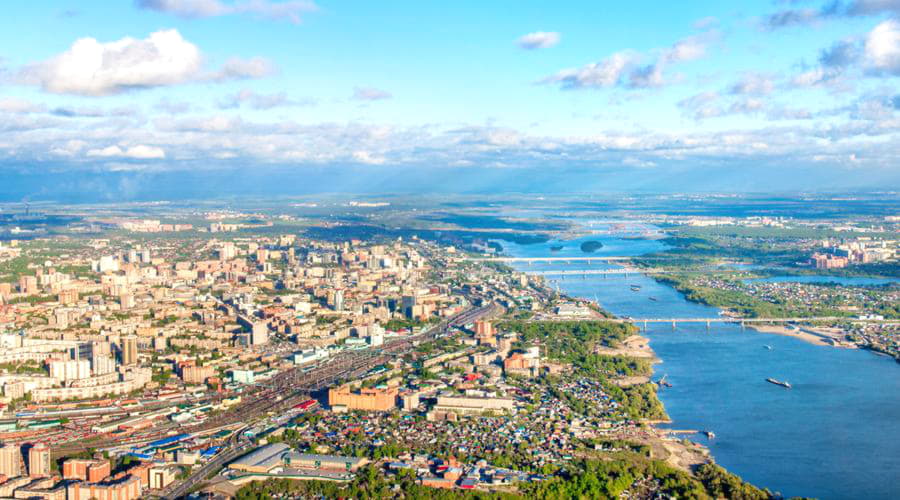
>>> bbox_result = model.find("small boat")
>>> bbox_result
[766,378,791,389]
[648,296,658,302]
[763,345,773,350]
[704,431,716,439]
[630,285,641,292]
[550,245,564,252]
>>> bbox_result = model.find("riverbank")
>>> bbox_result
[748,324,836,347]
[525,283,715,474]
[499,224,900,498]
[599,335,712,472]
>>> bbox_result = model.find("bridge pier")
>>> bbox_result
[643,320,648,332]
[706,320,711,332]
[672,321,676,331]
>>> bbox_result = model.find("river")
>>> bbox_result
[498,229,900,500]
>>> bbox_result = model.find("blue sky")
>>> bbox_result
[1,1,899,197]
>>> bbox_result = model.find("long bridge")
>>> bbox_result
[467,256,638,263]
[608,316,900,330]
[532,268,742,276]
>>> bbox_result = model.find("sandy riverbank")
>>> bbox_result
[597,334,659,359]
[749,324,856,348]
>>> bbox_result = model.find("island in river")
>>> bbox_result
[580,240,604,253]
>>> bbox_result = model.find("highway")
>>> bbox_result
[158,426,251,500]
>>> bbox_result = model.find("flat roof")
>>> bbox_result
[285,452,365,465]
[230,443,291,470]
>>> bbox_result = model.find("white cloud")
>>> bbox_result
[49,140,87,157]
[0,97,45,114]
[763,0,900,29]
[218,88,313,109]
[19,29,274,96]
[516,32,560,50]
[663,35,707,64]
[352,87,392,101]
[352,151,386,164]
[155,98,194,114]
[542,52,637,89]
[729,73,775,96]
[543,34,709,90]
[136,0,318,24]
[864,19,900,75]
[87,144,166,159]
[156,114,242,132]
[210,57,277,81]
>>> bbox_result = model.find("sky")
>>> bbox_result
[1,0,900,200]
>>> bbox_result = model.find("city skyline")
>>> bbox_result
[1,1,900,199]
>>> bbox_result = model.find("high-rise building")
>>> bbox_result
[119,293,135,309]
[93,255,120,273]
[58,288,79,305]
[122,336,138,365]
[368,323,384,347]
[251,322,269,346]
[63,458,110,482]
[27,443,50,478]
[0,443,22,478]
[18,276,38,295]
[49,359,91,381]
[402,295,417,318]
[219,242,236,261]
[474,320,494,338]
[92,354,116,376]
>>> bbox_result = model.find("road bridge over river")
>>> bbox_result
[467,256,641,263]
[532,268,744,276]
[605,317,900,330]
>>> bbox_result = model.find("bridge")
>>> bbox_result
[531,268,743,276]
[467,256,638,263]
[609,316,900,330]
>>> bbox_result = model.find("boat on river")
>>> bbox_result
[630,285,641,292]
[766,378,791,389]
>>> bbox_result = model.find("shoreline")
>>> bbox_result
[748,324,836,347]
[610,330,714,471]
[528,274,714,473]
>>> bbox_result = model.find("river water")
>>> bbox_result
[499,230,900,500]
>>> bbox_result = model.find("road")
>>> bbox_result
[158,426,250,500]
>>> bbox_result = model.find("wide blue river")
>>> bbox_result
[500,230,900,500]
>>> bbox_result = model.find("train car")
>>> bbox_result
[293,399,319,411]
[148,432,192,448]
[28,419,62,430]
